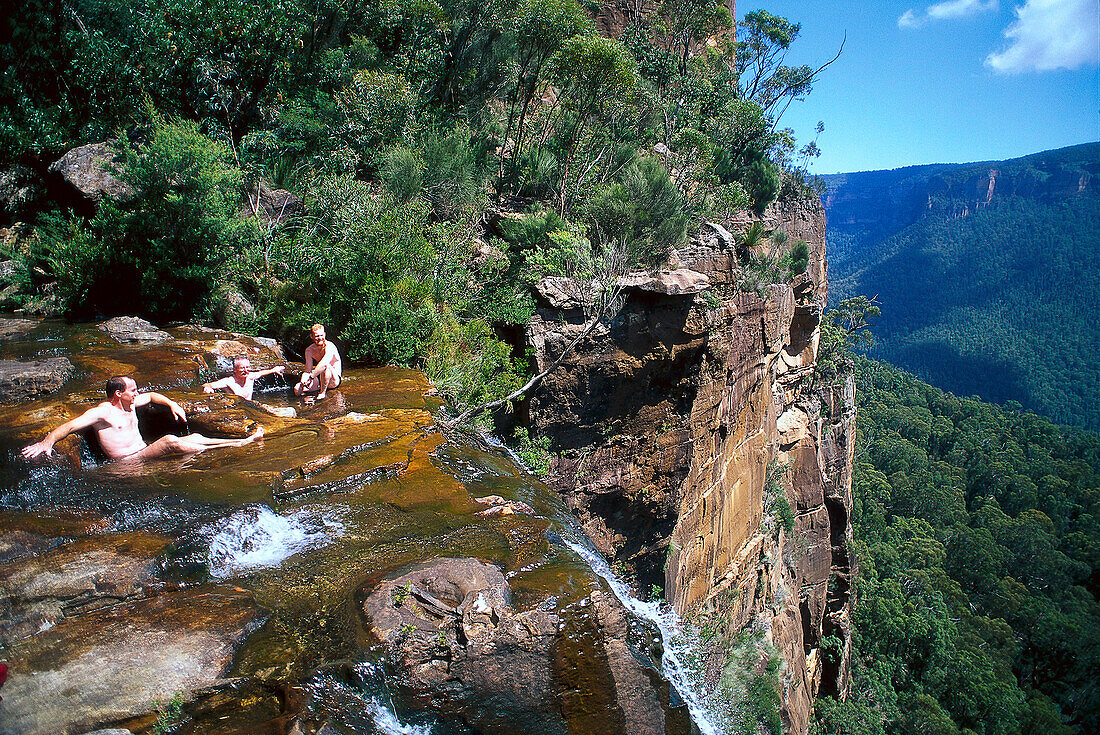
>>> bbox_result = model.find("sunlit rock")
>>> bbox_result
[98,316,171,344]
[0,587,266,735]
[0,356,74,404]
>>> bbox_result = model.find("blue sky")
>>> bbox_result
[754,0,1100,173]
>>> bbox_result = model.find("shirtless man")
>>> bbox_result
[203,356,285,401]
[22,376,263,461]
[294,324,342,401]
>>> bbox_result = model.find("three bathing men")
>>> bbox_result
[22,324,342,462]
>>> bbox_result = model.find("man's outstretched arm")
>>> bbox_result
[252,366,285,379]
[135,392,187,422]
[203,377,233,394]
[22,406,108,459]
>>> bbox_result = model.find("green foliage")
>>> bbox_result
[581,156,688,263]
[763,458,793,537]
[423,315,524,412]
[2,0,829,421]
[513,427,552,476]
[152,691,186,735]
[814,358,1100,734]
[43,116,247,321]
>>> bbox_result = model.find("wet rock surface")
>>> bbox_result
[0,319,682,734]
[0,587,265,735]
[361,558,682,735]
[0,356,74,403]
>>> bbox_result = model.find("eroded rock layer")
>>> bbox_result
[527,199,855,733]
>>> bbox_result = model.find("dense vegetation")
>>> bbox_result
[823,143,1100,431]
[814,357,1099,735]
[0,0,825,415]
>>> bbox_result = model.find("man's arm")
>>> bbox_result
[134,392,187,422]
[252,366,285,379]
[203,377,233,394]
[299,347,317,385]
[22,405,108,459]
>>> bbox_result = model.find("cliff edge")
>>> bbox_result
[525,198,855,733]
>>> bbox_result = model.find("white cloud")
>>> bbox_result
[898,9,921,28]
[929,0,1000,19]
[986,0,1100,72]
[899,0,998,28]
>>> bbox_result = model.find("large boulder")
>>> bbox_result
[0,357,74,404]
[361,557,680,735]
[98,316,171,344]
[48,143,134,205]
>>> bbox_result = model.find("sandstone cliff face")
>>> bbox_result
[526,198,854,733]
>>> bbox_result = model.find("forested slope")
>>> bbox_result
[0,0,827,418]
[822,144,1100,430]
[814,357,1099,735]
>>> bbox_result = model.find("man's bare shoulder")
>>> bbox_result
[75,401,115,425]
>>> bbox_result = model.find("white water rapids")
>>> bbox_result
[204,504,343,578]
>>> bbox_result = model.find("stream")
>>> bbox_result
[0,319,718,735]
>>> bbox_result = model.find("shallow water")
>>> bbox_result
[0,321,711,734]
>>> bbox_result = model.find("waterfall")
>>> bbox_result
[560,535,721,735]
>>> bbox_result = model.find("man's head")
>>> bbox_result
[310,324,326,346]
[232,355,251,378]
[105,376,138,407]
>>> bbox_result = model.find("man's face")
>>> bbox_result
[311,328,326,347]
[117,378,139,409]
[233,359,251,378]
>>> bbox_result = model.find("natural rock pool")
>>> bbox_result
[0,319,707,735]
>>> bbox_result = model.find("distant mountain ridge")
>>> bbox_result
[822,142,1100,430]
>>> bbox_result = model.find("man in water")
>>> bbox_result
[203,356,285,402]
[22,375,263,461]
[294,324,342,401]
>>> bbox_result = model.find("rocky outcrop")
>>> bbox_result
[99,316,173,344]
[361,557,683,734]
[525,197,854,733]
[0,357,74,404]
[48,142,134,206]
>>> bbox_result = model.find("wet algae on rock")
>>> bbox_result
[0,319,690,734]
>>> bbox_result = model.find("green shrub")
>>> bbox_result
[380,145,425,203]
[513,427,552,476]
[581,156,688,264]
[45,116,247,321]
[423,315,525,411]
[788,239,810,275]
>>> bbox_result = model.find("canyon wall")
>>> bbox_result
[525,198,855,733]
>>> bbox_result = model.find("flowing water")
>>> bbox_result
[0,320,718,734]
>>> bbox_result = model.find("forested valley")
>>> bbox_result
[823,144,1100,431]
[813,356,1099,735]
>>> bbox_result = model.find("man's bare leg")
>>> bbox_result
[315,365,335,400]
[126,426,263,460]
